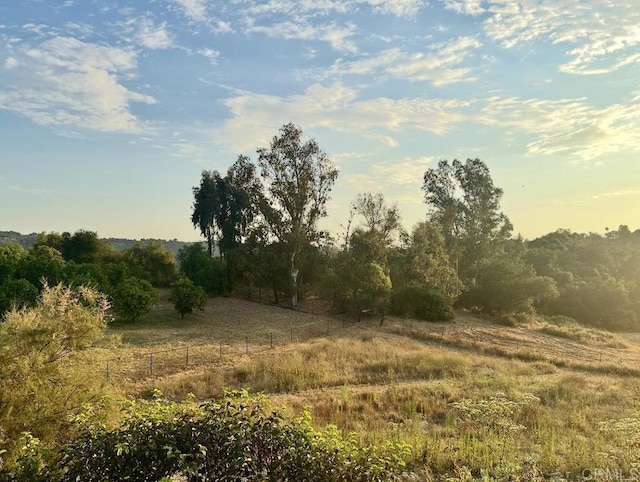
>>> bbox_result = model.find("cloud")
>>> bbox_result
[340,157,434,207]
[322,36,482,85]
[242,0,425,17]
[372,157,435,185]
[476,95,640,160]
[443,0,486,15]
[592,190,640,200]
[0,36,155,133]
[198,48,219,63]
[221,82,470,151]
[247,21,358,53]
[173,0,208,22]
[135,18,173,49]
[221,80,640,162]
[456,0,640,75]
[114,15,173,50]
[4,57,18,69]
[364,0,427,16]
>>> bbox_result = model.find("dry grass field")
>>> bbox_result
[96,293,640,480]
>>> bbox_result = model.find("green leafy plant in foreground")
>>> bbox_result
[4,390,409,481]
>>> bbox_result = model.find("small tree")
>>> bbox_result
[169,277,207,319]
[111,277,158,322]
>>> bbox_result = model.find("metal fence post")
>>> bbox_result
[149,353,153,377]
[186,346,189,368]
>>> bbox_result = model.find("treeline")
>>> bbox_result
[0,230,174,321]
[1,123,639,331]
[186,125,640,331]
[0,230,192,257]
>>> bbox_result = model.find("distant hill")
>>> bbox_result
[0,231,199,257]
[0,231,39,249]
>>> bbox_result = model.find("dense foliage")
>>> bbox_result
[111,277,159,322]
[391,284,454,321]
[1,392,408,482]
[169,277,207,319]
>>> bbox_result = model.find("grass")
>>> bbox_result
[96,295,640,480]
[535,315,628,348]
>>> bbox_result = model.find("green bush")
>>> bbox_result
[110,277,159,322]
[53,391,407,482]
[391,284,454,321]
[169,277,207,319]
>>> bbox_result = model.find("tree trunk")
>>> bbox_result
[290,252,298,308]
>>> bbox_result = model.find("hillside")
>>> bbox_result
[98,296,640,480]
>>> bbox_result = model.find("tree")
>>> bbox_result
[257,123,338,307]
[0,284,111,460]
[191,157,264,287]
[0,278,38,313]
[16,245,66,288]
[169,277,207,319]
[456,257,558,314]
[390,222,457,296]
[0,243,26,285]
[423,159,512,283]
[110,277,158,322]
[122,241,177,287]
[177,243,227,296]
[191,170,221,256]
[35,230,115,263]
[353,192,401,242]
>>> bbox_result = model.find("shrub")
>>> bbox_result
[58,391,408,482]
[169,277,207,319]
[391,284,454,321]
[110,277,158,322]
[0,284,112,464]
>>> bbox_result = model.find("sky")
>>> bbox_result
[1,0,639,242]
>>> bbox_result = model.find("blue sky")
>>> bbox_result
[1,0,639,242]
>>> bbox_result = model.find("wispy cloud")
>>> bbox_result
[135,18,173,49]
[592,190,640,200]
[221,82,470,151]
[477,95,640,160]
[247,21,358,54]
[451,0,640,75]
[321,36,482,85]
[364,0,427,16]
[242,0,425,17]
[0,36,155,133]
[173,0,209,22]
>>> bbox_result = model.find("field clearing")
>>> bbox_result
[98,295,640,479]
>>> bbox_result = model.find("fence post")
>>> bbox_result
[270,332,273,349]
[106,362,110,380]
[290,327,293,343]
[149,353,153,377]
[186,346,189,368]
[246,336,249,354]
[220,341,223,358]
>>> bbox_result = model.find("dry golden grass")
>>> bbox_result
[94,295,640,479]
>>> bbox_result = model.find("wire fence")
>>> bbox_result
[104,314,349,382]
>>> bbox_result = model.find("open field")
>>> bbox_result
[98,294,640,480]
